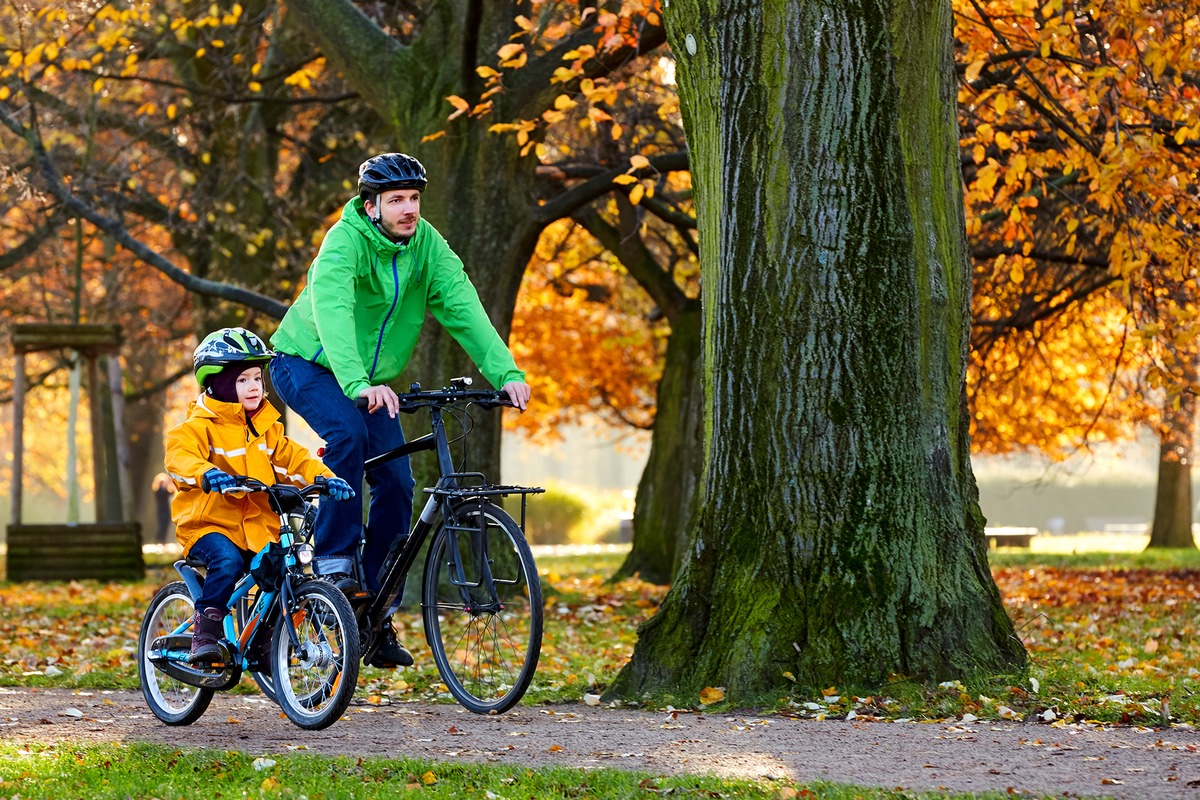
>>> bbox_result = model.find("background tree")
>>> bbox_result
[1,0,378,530]
[610,0,1026,701]
[956,0,1200,547]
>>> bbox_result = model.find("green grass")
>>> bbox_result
[0,742,1089,800]
[6,547,1200,730]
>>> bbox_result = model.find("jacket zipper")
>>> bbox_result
[369,250,401,380]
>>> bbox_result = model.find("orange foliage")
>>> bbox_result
[957,0,1200,457]
[509,220,665,439]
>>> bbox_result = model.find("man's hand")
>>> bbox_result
[358,385,399,418]
[500,381,531,411]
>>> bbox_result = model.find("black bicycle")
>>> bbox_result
[351,378,544,714]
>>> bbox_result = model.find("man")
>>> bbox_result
[270,153,531,668]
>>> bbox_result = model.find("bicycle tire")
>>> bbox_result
[235,593,278,704]
[422,501,543,714]
[272,580,360,730]
[138,581,214,725]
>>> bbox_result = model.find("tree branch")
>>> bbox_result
[507,14,667,115]
[0,213,64,272]
[533,150,688,224]
[0,101,289,319]
[281,0,412,123]
[572,205,692,322]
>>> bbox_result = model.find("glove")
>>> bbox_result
[201,468,236,494]
[325,476,355,501]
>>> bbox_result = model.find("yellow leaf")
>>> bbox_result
[476,65,500,79]
[821,686,838,697]
[964,59,986,83]
[551,67,577,84]
[497,43,524,61]
[0,87,9,101]
[611,123,623,140]
[421,130,447,143]
[421,771,437,785]
[261,777,279,791]
[248,81,262,92]
[446,95,469,112]
[629,154,650,171]
[629,184,645,205]
[611,174,638,186]
[553,94,576,111]
[699,686,725,705]
[548,744,564,752]
[167,104,177,119]
[1145,638,1159,653]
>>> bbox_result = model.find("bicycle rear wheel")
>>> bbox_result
[422,501,542,714]
[138,581,214,725]
[272,580,360,730]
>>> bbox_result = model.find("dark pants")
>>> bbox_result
[190,533,253,611]
[270,353,414,593]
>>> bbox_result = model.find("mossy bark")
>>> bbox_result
[615,308,704,584]
[608,0,1025,702]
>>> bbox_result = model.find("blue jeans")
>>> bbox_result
[190,533,252,611]
[270,353,414,593]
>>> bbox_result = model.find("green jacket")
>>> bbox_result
[272,197,524,399]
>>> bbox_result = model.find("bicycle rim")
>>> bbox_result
[422,503,543,713]
[138,582,214,725]
[273,581,359,730]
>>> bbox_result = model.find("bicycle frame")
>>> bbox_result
[359,394,538,653]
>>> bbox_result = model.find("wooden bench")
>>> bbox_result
[6,523,144,581]
[984,527,1037,549]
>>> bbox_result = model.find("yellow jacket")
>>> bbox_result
[165,394,334,555]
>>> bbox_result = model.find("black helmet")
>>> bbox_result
[358,153,428,197]
[193,327,273,386]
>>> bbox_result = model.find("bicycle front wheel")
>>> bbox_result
[422,501,543,714]
[272,580,360,730]
[138,581,214,725]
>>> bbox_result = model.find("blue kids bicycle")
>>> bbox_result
[137,478,360,730]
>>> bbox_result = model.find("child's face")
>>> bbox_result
[236,367,264,411]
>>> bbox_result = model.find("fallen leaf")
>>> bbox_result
[699,686,725,705]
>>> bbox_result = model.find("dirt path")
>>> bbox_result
[3,687,1200,798]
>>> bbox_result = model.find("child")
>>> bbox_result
[165,327,355,664]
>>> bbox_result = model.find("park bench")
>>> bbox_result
[984,526,1037,549]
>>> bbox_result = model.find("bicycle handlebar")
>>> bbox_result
[353,380,514,413]
[219,476,330,499]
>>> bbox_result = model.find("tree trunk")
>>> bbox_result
[1147,384,1197,549]
[609,0,1025,701]
[614,307,703,584]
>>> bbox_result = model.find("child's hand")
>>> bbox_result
[202,468,236,493]
[325,476,355,501]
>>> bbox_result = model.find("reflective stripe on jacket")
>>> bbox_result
[270,197,525,399]
[165,394,334,555]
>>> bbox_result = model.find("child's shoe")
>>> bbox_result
[189,607,226,663]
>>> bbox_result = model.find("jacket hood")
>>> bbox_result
[342,197,411,256]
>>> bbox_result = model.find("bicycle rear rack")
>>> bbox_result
[423,472,545,533]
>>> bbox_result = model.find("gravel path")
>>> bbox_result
[3,687,1200,798]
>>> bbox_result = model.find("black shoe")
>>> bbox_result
[320,571,361,596]
[366,618,413,668]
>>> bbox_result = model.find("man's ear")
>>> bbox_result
[364,197,380,222]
